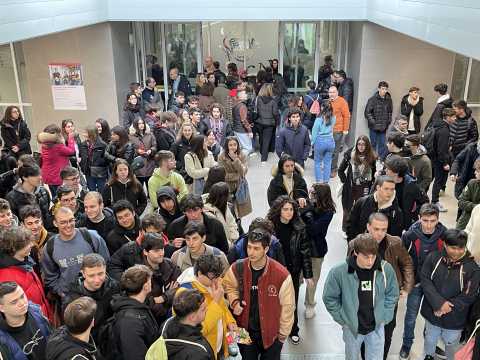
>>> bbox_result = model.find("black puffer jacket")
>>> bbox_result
[427,96,453,129]
[102,180,147,215]
[111,295,160,360]
[105,215,141,255]
[256,96,280,126]
[267,164,308,207]
[421,250,480,330]
[79,137,108,178]
[0,118,32,158]
[432,119,451,166]
[5,183,51,223]
[364,92,393,132]
[104,141,135,167]
[170,136,193,183]
[338,78,354,112]
[449,108,479,157]
[400,94,424,133]
[302,207,335,258]
[63,275,120,341]
[451,142,480,198]
[46,326,98,360]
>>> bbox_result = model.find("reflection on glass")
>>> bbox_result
[165,23,198,81]
[467,59,480,104]
[13,43,31,103]
[318,21,338,77]
[0,44,19,103]
[451,54,469,101]
[144,23,164,86]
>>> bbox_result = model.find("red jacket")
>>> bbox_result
[223,258,295,349]
[38,132,75,185]
[0,261,53,322]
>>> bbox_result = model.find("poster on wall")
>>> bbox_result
[48,63,87,110]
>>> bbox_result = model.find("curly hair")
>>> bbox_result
[266,195,300,224]
[0,228,33,256]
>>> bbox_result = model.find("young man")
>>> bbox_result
[223,229,295,360]
[46,296,97,360]
[405,134,432,192]
[450,100,478,160]
[431,108,457,212]
[153,112,177,151]
[427,83,453,128]
[167,194,229,254]
[63,254,120,342]
[178,254,237,358]
[384,155,429,230]
[329,85,351,176]
[60,166,87,211]
[386,115,409,137]
[450,139,480,199]
[364,81,393,160]
[169,66,192,101]
[267,154,308,208]
[171,222,229,273]
[323,234,399,360]
[41,207,110,301]
[106,200,141,255]
[78,191,116,241]
[348,213,414,360]
[0,198,18,230]
[399,203,447,359]
[148,150,189,210]
[5,164,51,223]
[20,205,52,264]
[346,175,403,241]
[332,69,354,112]
[0,282,51,360]
[160,289,215,360]
[53,185,85,227]
[189,107,203,133]
[168,90,185,114]
[421,229,480,360]
[156,186,184,231]
[400,87,424,134]
[142,77,164,112]
[384,132,409,162]
[111,264,159,360]
[275,108,311,169]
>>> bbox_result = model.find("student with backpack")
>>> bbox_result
[329,85,351,177]
[304,80,321,130]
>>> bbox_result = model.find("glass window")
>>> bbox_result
[319,21,338,73]
[0,44,19,103]
[470,107,480,122]
[451,54,469,101]
[13,43,30,103]
[144,23,165,87]
[165,23,199,83]
[467,59,480,104]
[282,22,316,90]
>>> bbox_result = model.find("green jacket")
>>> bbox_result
[457,179,480,230]
[322,257,399,337]
[148,168,189,209]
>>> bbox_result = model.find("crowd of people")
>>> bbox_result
[0,53,479,360]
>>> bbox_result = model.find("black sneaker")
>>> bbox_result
[435,346,446,359]
[424,356,434,360]
[399,346,410,359]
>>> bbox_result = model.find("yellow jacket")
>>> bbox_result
[177,280,236,358]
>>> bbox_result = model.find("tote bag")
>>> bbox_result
[235,177,250,205]
[455,319,480,360]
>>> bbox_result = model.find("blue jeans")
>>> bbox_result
[402,285,423,350]
[343,325,384,360]
[86,176,107,193]
[314,136,335,183]
[234,132,253,156]
[424,320,461,359]
[369,129,387,159]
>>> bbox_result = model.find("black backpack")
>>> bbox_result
[46,227,97,262]
[421,125,436,156]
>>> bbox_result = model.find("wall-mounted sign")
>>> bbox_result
[48,63,87,110]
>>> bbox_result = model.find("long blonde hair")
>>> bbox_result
[258,83,273,97]
[176,122,195,141]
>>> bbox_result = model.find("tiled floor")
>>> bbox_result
[243,152,458,360]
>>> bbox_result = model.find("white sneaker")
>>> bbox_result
[260,161,267,167]
[304,306,316,319]
[434,202,448,212]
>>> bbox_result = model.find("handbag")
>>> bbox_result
[235,177,250,205]
[455,319,480,360]
[192,178,205,196]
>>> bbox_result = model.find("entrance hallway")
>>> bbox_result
[244,153,457,360]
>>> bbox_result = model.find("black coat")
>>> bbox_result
[267,170,308,207]
[400,95,424,133]
[5,184,51,224]
[170,137,193,183]
[427,97,453,129]
[104,142,135,167]
[451,142,480,198]
[46,326,97,360]
[302,207,334,258]
[338,78,354,112]
[102,180,147,216]
[79,137,108,178]
[105,216,141,255]
[77,208,117,242]
[166,213,229,255]
[421,250,480,330]
[154,126,176,152]
[364,92,393,132]
[111,295,160,360]
[346,193,403,241]
[396,174,429,231]
[0,151,17,198]
[64,275,120,341]
[432,119,451,166]
[169,75,193,99]
[0,118,32,158]
[338,147,376,210]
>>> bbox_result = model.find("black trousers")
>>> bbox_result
[361,305,398,360]
[239,338,283,360]
[431,161,448,203]
[290,272,300,337]
[256,124,275,162]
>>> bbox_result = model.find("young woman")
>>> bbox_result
[37,124,75,198]
[267,195,313,345]
[338,135,377,230]
[104,126,135,170]
[203,182,239,246]
[79,125,108,192]
[198,83,215,114]
[231,90,253,156]
[195,72,207,95]
[170,122,194,184]
[129,118,157,189]
[184,135,216,195]
[205,129,221,161]
[312,100,336,183]
[0,106,32,159]
[301,183,336,319]
[96,118,111,143]
[218,136,252,218]
[102,159,147,215]
[203,165,226,195]
[61,119,82,168]
[256,83,280,164]
[178,108,190,126]
[122,92,141,129]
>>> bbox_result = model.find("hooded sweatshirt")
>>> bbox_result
[148,168,189,209]
[408,145,432,192]
[46,326,97,360]
[155,186,183,230]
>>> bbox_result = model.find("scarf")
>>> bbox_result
[282,174,294,198]
[351,151,373,185]
[209,117,224,144]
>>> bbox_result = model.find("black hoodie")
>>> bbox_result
[46,326,97,360]
[162,317,214,360]
[105,215,141,255]
[156,186,183,229]
[111,295,159,360]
